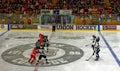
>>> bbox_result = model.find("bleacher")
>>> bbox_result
[0,0,120,25]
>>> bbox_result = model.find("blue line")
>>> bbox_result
[99,32,120,67]
[0,31,8,37]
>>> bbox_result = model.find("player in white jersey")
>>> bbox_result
[86,35,100,61]
[92,35,100,61]
[91,35,96,51]
[93,41,100,61]
[36,47,49,65]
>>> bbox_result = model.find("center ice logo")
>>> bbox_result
[1,43,84,67]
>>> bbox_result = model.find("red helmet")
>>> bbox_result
[39,33,44,38]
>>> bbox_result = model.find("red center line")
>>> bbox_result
[49,32,55,41]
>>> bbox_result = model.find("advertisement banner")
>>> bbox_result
[56,24,74,30]
[0,24,7,29]
[76,25,97,30]
[11,24,37,29]
[37,25,52,30]
[117,25,120,30]
[24,25,37,29]
[0,24,4,29]
[103,25,117,30]
[11,24,24,29]
[60,10,72,15]
[56,24,97,30]
[41,9,53,15]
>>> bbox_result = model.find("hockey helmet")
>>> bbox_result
[39,33,44,38]
[92,35,96,38]
[96,36,100,42]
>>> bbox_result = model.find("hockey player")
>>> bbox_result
[91,35,96,50]
[28,47,40,64]
[39,33,50,52]
[39,33,44,45]
[36,48,49,65]
[43,35,49,52]
[92,41,100,61]
[35,40,41,51]
[92,35,100,61]
[39,33,44,39]
[96,36,100,43]
[85,35,100,61]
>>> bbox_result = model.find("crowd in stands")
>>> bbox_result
[0,0,120,16]
[0,0,120,25]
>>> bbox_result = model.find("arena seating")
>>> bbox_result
[0,0,120,25]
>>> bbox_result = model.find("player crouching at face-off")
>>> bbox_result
[28,47,40,64]
[36,48,49,65]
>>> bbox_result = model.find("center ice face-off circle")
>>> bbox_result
[1,43,84,67]
[23,47,66,59]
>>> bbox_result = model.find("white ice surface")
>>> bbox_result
[101,32,120,64]
[0,31,120,71]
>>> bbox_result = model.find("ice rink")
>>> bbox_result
[0,30,120,71]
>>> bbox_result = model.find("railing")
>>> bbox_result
[0,13,120,25]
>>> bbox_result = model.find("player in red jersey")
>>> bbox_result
[39,33,44,39]
[28,47,40,64]
[39,33,44,45]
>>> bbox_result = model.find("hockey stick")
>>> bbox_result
[85,50,96,61]
[85,54,93,61]
[34,66,38,71]
[85,43,91,47]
